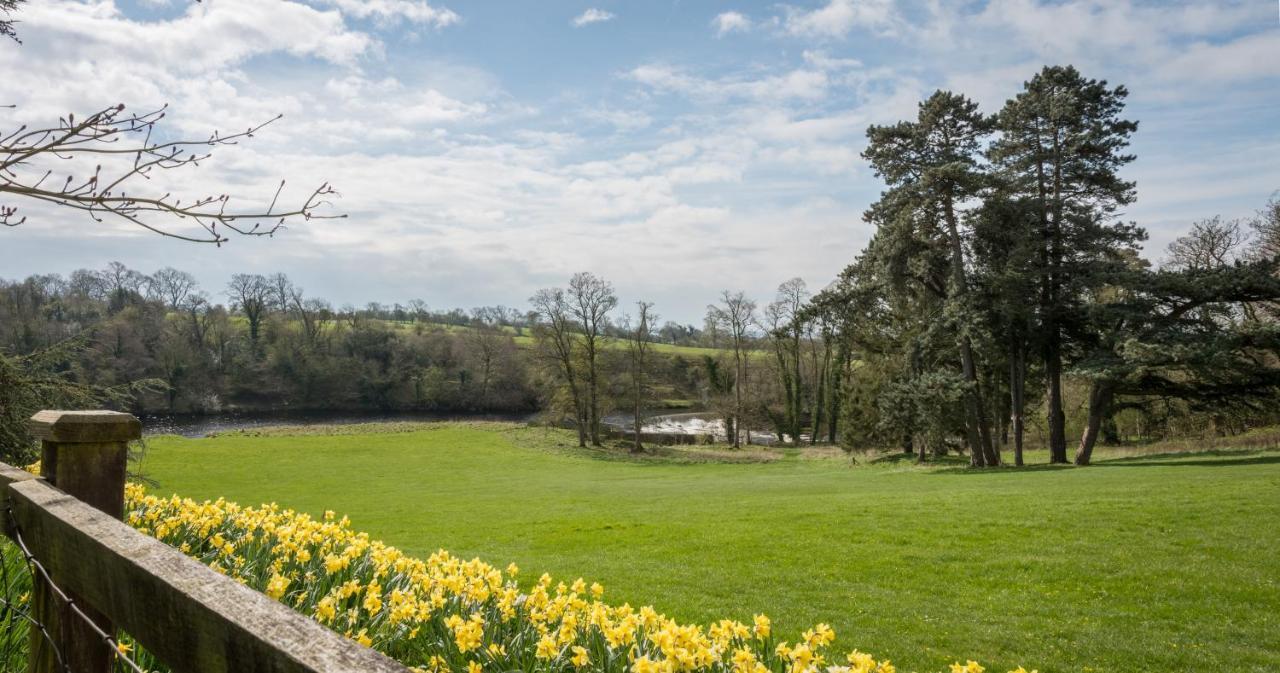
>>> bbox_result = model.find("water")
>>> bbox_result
[139,410,535,438]
[142,409,785,444]
[602,411,780,445]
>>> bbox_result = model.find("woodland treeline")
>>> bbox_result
[0,263,729,461]
[0,264,536,415]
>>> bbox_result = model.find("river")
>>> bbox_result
[138,410,535,438]
[142,409,781,443]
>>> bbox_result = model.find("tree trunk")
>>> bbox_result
[944,193,997,467]
[1047,123,1068,464]
[963,400,986,467]
[811,362,825,445]
[791,331,803,444]
[1046,339,1067,463]
[632,391,643,454]
[568,381,587,448]
[733,349,744,448]
[1074,381,1115,465]
[827,347,844,444]
[1011,340,1026,467]
[587,344,601,447]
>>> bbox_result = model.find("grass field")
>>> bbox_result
[384,319,735,359]
[136,423,1280,673]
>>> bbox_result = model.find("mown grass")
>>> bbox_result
[137,424,1280,673]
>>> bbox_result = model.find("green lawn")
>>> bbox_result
[137,424,1280,673]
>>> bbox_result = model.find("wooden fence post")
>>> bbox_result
[25,410,140,673]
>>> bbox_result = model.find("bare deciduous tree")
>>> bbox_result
[289,285,332,350]
[768,278,808,444]
[1250,191,1280,262]
[1,0,23,44]
[227,273,270,349]
[268,273,294,314]
[181,292,212,349]
[1,104,342,244]
[1165,216,1248,270]
[149,267,199,310]
[624,301,657,454]
[463,324,507,408]
[530,287,587,447]
[567,272,616,447]
[708,290,755,448]
[407,299,430,323]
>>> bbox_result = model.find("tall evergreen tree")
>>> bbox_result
[863,90,999,465]
[970,194,1042,466]
[989,65,1142,463]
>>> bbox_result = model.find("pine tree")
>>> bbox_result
[989,66,1142,463]
[1072,258,1280,464]
[863,91,999,465]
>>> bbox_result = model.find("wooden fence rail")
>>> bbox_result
[1,410,412,673]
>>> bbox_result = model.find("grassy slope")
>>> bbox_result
[138,425,1280,673]
[384,319,758,359]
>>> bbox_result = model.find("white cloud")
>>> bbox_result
[781,0,897,39]
[309,0,459,28]
[1152,32,1280,87]
[971,0,1261,55]
[571,8,615,27]
[14,0,375,73]
[3,0,1278,321]
[712,11,751,36]
[581,107,653,132]
[918,0,1280,104]
[802,50,861,71]
[629,64,829,102]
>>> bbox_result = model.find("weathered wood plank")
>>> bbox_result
[27,410,142,444]
[0,462,39,535]
[6,478,412,673]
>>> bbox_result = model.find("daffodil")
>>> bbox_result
[119,483,1023,673]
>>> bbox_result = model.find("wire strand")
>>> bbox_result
[11,527,147,673]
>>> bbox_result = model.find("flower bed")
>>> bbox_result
[124,484,1029,673]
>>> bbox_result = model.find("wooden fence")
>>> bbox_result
[1,410,412,673]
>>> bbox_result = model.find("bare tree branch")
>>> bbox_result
[1,103,344,245]
[0,0,23,44]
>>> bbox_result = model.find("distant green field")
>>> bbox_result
[382,319,752,359]
[138,424,1280,673]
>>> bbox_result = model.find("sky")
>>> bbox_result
[1,0,1278,323]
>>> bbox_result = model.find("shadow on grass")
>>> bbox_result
[509,430,785,466]
[867,452,969,466]
[920,447,1280,474]
[865,452,1079,475]
[926,462,1076,475]
[1093,448,1280,468]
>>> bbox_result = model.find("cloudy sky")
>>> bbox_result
[1,0,1277,322]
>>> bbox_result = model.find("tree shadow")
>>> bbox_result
[1093,449,1280,468]
[926,462,1076,475]
[920,447,1280,474]
[866,452,969,467]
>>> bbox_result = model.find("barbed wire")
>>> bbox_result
[9,526,147,673]
[0,540,68,672]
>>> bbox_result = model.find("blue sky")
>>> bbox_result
[1,0,1278,322]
